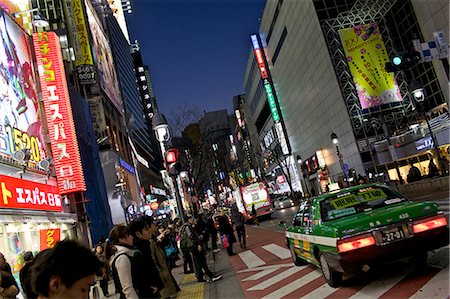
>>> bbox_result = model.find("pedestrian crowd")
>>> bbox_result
[0,208,254,299]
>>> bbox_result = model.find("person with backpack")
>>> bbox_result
[104,225,140,299]
[179,216,222,283]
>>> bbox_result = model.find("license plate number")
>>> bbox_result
[381,226,405,243]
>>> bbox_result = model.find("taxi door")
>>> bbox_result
[292,200,316,263]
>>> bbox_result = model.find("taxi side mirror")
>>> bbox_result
[278,220,287,228]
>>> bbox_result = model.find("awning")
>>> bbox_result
[0,209,77,223]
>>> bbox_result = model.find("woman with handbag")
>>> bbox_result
[217,209,237,256]
[157,225,178,270]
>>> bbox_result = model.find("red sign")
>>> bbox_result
[40,228,61,250]
[33,32,86,194]
[0,174,61,211]
[254,49,268,79]
[276,175,285,184]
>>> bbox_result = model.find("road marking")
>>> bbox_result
[262,243,291,259]
[410,267,449,298]
[260,270,322,299]
[238,263,293,273]
[349,267,411,299]
[248,266,303,291]
[299,281,336,299]
[242,267,279,281]
[238,250,266,269]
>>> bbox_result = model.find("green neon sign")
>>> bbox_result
[264,82,280,122]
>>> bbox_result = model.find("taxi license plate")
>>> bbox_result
[381,226,405,244]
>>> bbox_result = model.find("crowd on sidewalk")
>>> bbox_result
[0,204,252,299]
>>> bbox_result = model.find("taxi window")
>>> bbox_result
[292,200,312,227]
[320,186,407,222]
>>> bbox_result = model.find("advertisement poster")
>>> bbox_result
[85,0,123,113]
[0,10,47,165]
[40,228,61,250]
[339,23,403,109]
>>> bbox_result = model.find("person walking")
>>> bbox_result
[206,213,220,253]
[231,205,247,249]
[179,216,222,283]
[195,213,210,251]
[217,209,237,256]
[19,251,37,299]
[104,225,140,299]
[251,204,259,226]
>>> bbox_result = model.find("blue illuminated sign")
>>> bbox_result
[119,158,135,175]
[251,34,260,50]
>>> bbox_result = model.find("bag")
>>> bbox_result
[165,242,177,257]
[221,234,229,248]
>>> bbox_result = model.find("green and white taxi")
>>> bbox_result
[284,183,449,287]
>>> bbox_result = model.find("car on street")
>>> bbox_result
[273,196,295,210]
[283,183,449,287]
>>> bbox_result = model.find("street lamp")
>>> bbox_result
[330,132,348,181]
[152,112,185,222]
[410,80,446,176]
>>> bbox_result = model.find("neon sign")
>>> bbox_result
[33,32,86,194]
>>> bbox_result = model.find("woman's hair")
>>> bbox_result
[104,225,130,260]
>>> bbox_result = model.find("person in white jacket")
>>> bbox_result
[105,225,139,299]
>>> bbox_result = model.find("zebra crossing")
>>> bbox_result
[230,239,449,299]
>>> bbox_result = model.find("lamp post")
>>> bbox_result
[152,112,185,222]
[331,132,348,181]
[296,154,309,195]
[410,80,446,176]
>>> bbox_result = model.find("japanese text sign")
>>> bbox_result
[33,32,86,194]
[339,23,403,109]
[0,174,61,211]
[40,228,61,250]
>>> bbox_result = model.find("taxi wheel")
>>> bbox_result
[319,253,342,288]
[290,244,307,266]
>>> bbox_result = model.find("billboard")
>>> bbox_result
[85,0,123,113]
[339,23,403,109]
[40,228,61,250]
[33,32,86,194]
[0,10,47,165]
[0,174,61,211]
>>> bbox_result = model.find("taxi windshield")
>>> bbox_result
[320,186,407,222]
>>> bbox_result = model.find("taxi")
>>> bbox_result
[284,183,449,287]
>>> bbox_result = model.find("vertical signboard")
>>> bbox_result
[250,33,290,155]
[33,32,86,194]
[339,23,402,109]
[40,228,61,250]
[63,0,95,84]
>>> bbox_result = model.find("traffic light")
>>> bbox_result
[385,50,421,72]
[165,148,182,176]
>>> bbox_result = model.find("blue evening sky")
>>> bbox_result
[125,0,266,118]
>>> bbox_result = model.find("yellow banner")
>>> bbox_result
[66,0,93,66]
[331,194,359,210]
[339,23,402,109]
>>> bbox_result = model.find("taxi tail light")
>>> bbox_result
[413,216,447,234]
[337,234,376,253]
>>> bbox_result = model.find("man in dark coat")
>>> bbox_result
[20,251,38,298]
[129,218,164,298]
[217,209,237,256]
[231,205,247,249]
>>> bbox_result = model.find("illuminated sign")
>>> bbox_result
[0,174,61,211]
[263,81,280,122]
[339,23,402,109]
[33,32,86,194]
[0,10,47,165]
[40,228,61,250]
[119,157,135,175]
[415,137,433,151]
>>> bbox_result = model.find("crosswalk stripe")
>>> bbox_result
[262,243,291,259]
[242,267,279,281]
[238,250,266,269]
[260,270,322,299]
[409,267,449,298]
[237,263,293,273]
[248,266,303,291]
[348,266,411,299]
[299,281,336,299]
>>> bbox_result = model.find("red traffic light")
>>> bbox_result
[165,149,179,164]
